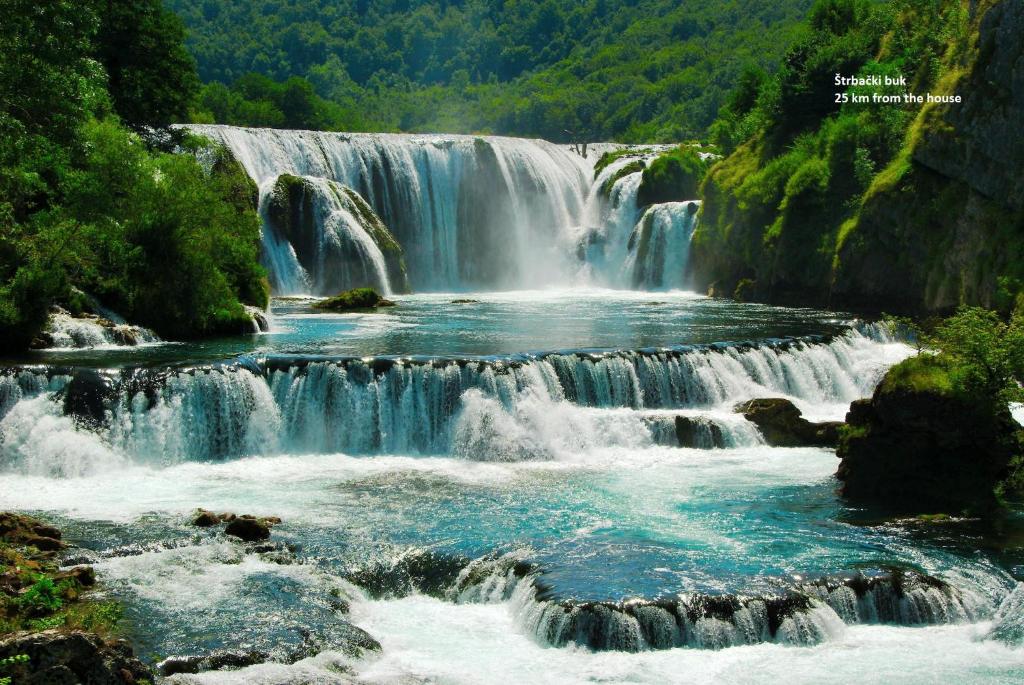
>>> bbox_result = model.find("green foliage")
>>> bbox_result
[0,0,267,350]
[693,0,971,303]
[95,0,200,129]
[600,160,646,197]
[1,654,30,685]
[927,307,1024,405]
[879,354,954,396]
[168,0,817,142]
[15,575,66,616]
[637,147,709,206]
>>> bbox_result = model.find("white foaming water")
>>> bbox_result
[626,201,700,290]
[343,596,1024,685]
[41,310,160,350]
[261,176,396,295]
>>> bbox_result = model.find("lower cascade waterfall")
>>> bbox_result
[349,549,999,653]
[0,325,902,474]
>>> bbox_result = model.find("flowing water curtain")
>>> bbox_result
[191,126,598,292]
[0,327,910,471]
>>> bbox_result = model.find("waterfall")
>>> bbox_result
[0,326,909,472]
[35,309,160,350]
[353,549,994,653]
[190,125,594,292]
[627,202,700,290]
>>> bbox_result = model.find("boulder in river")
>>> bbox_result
[224,515,275,542]
[313,287,396,312]
[734,398,842,447]
[837,355,1022,511]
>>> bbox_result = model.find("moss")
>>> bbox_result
[593,148,653,178]
[313,287,395,311]
[636,146,709,207]
[0,515,123,640]
[599,160,645,197]
[878,355,954,396]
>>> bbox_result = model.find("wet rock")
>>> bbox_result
[0,630,152,685]
[225,516,272,542]
[62,369,115,429]
[313,287,396,312]
[55,565,96,587]
[0,512,66,552]
[158,650,271,676]
[734,398,841,447]
[192,509,221,527]
[674,416,725,448]
[837,356,1021,511]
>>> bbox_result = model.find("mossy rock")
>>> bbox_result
[599,160,645,197]
[313,287,396,312]
[637,146,709,207]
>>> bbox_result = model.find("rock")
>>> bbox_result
[734,398,842,447]
[192,509,221,527]
[32,524,62,540]
[224,517,271,542]
[674,416,725,448]
[55,565,96,587]
[837,355,1021,511]
[0,513,66,552]
[451,298,481,304]
[61,370,115,429]
[266,174,410,294]
[313,287,396,312]
[0,630,152,685]
[158,650,271,676]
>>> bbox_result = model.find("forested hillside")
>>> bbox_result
[0,0,267,351]
[167,0,814,141]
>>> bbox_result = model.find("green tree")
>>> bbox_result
[94,0,200,129]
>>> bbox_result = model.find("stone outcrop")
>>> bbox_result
[836,356,1022,511]
[734,398,842,447]
[0,630,152,685]
[267,174,410,294]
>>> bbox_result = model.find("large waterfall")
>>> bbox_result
[189,126,693,294]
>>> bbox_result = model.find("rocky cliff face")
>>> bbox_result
[692,0,1024,315]
[832,0,1024,314]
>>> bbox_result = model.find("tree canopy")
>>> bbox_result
[167,0,815,141]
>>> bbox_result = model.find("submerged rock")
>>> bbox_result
[158,650,272,676]
[734,398,841,447]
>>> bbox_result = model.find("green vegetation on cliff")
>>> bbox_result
[692,0,1024,313]
[168,0,815,142]
[0,0,267,351]
[637,147,709,206]
[838,307,1024,511]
